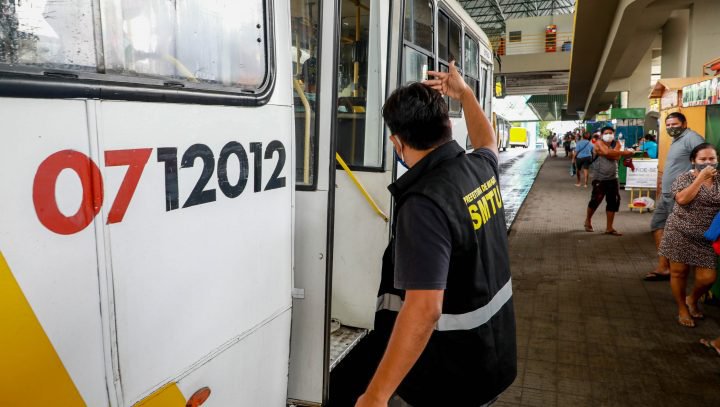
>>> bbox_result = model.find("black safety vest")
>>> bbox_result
[375,141,517,407]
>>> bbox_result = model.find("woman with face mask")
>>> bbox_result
[658,143,720,328]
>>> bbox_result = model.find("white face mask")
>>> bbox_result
[602,133,614,143]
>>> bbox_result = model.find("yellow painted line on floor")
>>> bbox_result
[134,382,186,407]
[0,251,85,406]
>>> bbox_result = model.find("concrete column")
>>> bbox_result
[661,9,689,78]
[687,0,720,76]
[607,41,653,109]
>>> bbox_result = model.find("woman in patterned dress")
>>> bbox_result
[659,143,720,328]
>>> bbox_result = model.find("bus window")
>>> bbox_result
[438,11,461,115]
[480,66,489,109]
[438,13,448,63]
[335,0,382,169]
[404,47,433,84]
[291,0,320,188]
[403,0,433,53]
[464,35,480,113]
[0,0,96,71]
[0,0,273,103]
[101,0,266,89]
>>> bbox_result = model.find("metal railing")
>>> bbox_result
[490,32,573,56]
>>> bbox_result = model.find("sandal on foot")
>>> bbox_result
[686,297,704,319]
[575,183,581,187]
[604,229,623,236]
[584,223,593,232]
[583,184,588,188]
[678,315,695,328]
[643,271,670,281]
[700,339,720,356]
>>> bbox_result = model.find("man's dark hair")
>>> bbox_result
[645,134,656,142]
[690,143,717,161]
[382,83,452,150]
[600,126,615,134]
[666,112,687,124]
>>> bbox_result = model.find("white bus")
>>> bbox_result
[0,1,493,406]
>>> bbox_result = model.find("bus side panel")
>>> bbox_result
[0,98,109,406]
[175,310,291,406]
[96,101,293,405]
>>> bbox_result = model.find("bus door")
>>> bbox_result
[288,0,392,404]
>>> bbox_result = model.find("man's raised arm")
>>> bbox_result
[425,62,497,155]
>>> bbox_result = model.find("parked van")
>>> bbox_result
[509,127,529,148]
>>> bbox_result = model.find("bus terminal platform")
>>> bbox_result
[496,153,720,407]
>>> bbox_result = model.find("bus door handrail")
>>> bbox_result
[293,79,312,185]
[335,153,389,223]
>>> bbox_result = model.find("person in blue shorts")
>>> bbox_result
[573,132,594,187]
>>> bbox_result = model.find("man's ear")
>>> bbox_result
[390,135,402,153]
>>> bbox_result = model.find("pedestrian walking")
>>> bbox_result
[573,132,593,187]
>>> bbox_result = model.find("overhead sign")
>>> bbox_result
[625,159,658,189]
[682,77,720,107]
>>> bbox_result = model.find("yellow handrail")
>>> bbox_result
[293,79,312,185]
[335,153,389,222]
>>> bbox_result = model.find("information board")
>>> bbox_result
[625,159,658,189]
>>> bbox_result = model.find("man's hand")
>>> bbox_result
[424,61,470,101]
[424,61,496,152]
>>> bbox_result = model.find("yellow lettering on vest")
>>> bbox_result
[468,204,483,230]
[495,187,504,209]
[478,198,491,223]
[485,188,498,215]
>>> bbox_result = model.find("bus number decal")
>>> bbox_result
[105,148,153,224]
[217,142,249,198]
[33,150,104,235]
[180,144,217,208]
[264,140,287,191]
[33,141,286,235]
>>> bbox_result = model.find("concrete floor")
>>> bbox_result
[496,155,720,407]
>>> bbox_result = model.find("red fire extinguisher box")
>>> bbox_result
[545,25,557,53]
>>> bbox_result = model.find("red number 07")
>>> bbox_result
[33,148,152,235]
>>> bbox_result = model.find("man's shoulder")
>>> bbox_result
[468,147,499,168]
[685,129,704,145]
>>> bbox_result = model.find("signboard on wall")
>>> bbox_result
[682,78,720,107]
[625,159,659,189]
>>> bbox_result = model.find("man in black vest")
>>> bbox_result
[356,62,517,407]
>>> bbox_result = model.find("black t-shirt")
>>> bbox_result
[394,148,499,291]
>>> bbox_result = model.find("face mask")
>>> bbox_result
[395,151,409,170]
[667,127,684,137]
[694,163,717,172]
[602,133,614,143]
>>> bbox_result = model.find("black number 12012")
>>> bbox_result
[157,140,286,211]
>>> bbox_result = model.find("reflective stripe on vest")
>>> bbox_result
[376,279,513,331]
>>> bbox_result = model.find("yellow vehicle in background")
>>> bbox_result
[509,127,529,148]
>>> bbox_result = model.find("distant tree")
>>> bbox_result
[538,121,552,139]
